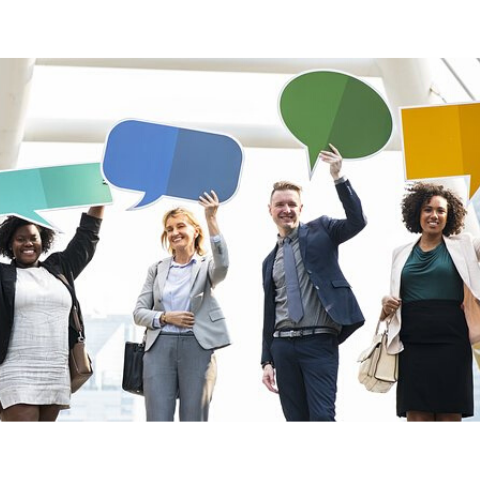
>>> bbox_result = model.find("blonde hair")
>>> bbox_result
[270,180,303,201]
[161,207,206,256]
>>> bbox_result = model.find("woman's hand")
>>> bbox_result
[199,190,220,236]
[319,143,343,180]
[87,205,105,219]
[164,311,195,328]
[380,295,402,320]
[199,190,219,219]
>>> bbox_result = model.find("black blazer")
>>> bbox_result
[0,213,102,364]
[261,180,367,365]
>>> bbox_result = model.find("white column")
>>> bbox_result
[0,58,36,170]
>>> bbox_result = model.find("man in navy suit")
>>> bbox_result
[261,145,366,421]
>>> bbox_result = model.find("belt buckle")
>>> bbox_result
[288,330,302,338]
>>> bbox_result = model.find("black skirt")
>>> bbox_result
[397,300,473,418]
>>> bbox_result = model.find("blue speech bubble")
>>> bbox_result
[102,120,244,208]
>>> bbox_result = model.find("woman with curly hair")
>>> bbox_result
[0,206,104,421]
[381,182,480,421]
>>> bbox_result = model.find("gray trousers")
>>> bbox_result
[143,333,217,421]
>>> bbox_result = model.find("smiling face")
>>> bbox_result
[420,195,448,236]
[165,214,199,255]
[269,189,303,237]
[11,224,43,268]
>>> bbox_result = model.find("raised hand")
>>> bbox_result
[319,143,343,180]
[199,190,219,220]
[199,190,220,236]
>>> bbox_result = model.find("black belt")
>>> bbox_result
[159,331,195,336]
[273,328,330,338]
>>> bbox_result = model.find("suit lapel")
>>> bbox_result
[189,256,204,292]
[444,236,469,284]
[264,246,277,287]
[391,241,416,297]
[0,263,17,323]
[155,258,172,302]
[298,223,307,262]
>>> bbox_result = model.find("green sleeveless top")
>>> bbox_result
[400,241,463,303]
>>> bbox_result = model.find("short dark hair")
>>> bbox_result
[401,182,467,237]
[0,216,56,259]
[270,181,302,201]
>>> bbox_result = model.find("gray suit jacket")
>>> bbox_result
[133,235,230,351]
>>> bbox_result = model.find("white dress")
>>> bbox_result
[0,267,72,409]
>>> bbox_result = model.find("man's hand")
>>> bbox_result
[262,364,279,394]
[319,143,343,180]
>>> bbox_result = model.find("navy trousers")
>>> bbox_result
[271,333,339,421]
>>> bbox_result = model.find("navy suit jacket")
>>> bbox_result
[261,180,366,365]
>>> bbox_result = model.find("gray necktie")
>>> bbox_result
[283,237,304,323]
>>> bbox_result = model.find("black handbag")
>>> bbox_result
[122,341,145,395]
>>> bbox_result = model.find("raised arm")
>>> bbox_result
[46,208,103,280]
[199,190,228,286]
[87,205,105,219]
[319,143,343,181]
[319,144,367,244]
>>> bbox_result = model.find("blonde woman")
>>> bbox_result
[134,191,230,421]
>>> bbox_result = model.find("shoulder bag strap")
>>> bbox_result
[56,272,83,336]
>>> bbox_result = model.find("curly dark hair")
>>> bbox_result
[0,216,56,259]
[401,182,467,236]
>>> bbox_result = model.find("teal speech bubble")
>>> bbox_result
[279,70,393,177]
[0,163,112,229]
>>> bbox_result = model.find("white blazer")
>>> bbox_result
[133,235,230,351]
[387,233,480,354]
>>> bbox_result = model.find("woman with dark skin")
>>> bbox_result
[0,206,104,421]
[381,183,480,421]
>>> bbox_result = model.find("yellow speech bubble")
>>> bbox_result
[401,102,480,199]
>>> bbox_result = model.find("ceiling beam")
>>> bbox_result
[24,117,398,151]
[35,58,381,76]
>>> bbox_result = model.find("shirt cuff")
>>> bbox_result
[334,176,347,185]
[152,312,162,329]
[210,234,222,243]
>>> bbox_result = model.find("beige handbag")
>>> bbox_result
[473,342,480,370]
[358,319,398,393]
[56,273,93,393]
[69,304,93,393]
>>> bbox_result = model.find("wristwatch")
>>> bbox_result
[160,313,167,326]
[261,361,273,369]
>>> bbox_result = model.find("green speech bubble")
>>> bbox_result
[0,163,112,229]
[279,70,393,177]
